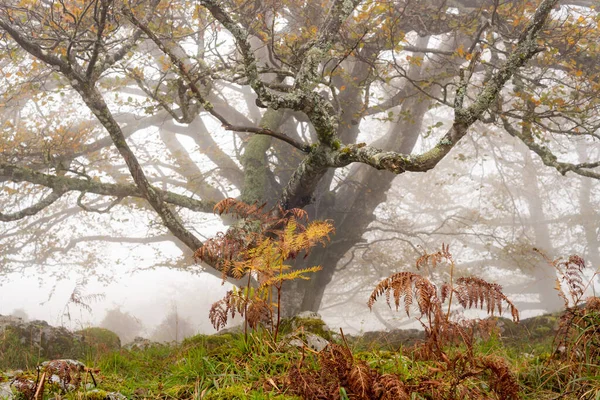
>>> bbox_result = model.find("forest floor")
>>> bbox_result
[1,308,599,400]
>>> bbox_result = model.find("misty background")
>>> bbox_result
[1,1,599,344]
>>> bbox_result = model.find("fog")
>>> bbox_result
[0,268,231,339]
[1,0,600,344]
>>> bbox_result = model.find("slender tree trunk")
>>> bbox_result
[521,148,564,312]
[577,144,600,290]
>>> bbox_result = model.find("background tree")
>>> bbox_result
[1,0,598,320]
[150,305,195,343]
[99,307,143,344]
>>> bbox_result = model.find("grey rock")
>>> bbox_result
[289,312,331,339]
[294,311,322,320]
[0,382,13,400]
[285,332,330,352]
[85,389,128,400]
[304,332,329,351]
[123,336,157,350]
[0,314,84,365]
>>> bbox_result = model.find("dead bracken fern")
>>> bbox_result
[367,272,438,318]
[442,277,519,323]
[534,249,588,307]
[534,250,600,381]
[198,198,334,340]
[61,280,105,322]
[208,289,270,331]
[480,356,520,399]
[369,245,519,332]
[366,245,521,399]
[287,337,409,400]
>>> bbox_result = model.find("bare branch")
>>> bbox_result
[76,192,123,213]
[501,118,600,179]
[224,124,311,153]
[0,189,66,221]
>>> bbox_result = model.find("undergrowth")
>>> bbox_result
[2,208,598,400]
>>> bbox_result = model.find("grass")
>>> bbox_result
[1,317,599,399]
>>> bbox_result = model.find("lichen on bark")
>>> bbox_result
[240,109,284,204]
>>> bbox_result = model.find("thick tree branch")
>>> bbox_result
[331,0,559,176]
[293,0,362,91]
[0,11,210,256]
[0,162,215,213]
[196,0,348,146]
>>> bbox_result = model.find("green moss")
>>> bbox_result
[77,327,121,359]
[2,306,595,400]
[182,333,238,355]
[240,108,284,204]
[0,328,41,370]
[279,316,332,341]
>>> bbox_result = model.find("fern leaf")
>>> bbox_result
[285,207,308,222]
[349,361,373,400]
[262,266,323,287]
[454,276,519,322]
[209,291,232,331]
[480,356,520,399]
[368,272,438,318]
[213,198,268,220]
[373,374,409,400]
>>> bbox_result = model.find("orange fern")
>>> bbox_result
[442,276,519,322]
[368,271,439,318]
[200,199,334,340]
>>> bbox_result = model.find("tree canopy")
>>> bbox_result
[1,0,599,318]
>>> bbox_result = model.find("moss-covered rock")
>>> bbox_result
[182,333,240,356]
[281,312,332,341]
[77,327,121,356]
[0,315,85,369]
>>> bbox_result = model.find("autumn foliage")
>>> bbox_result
[195,198,334,339]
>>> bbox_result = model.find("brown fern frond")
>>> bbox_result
[348,361,373,400]
[373,374,409,400]
[368,272,439,318]
[480,356,520,399]
[283,207,308,222]
[416,243,452,271]
[587,296,600,312]
[453,276,519,322]
[213,198,268,220]
[554,295,600,367]
[560,255,587,304]
[286,366,326,399]
[209,289,255,331]
[319,343,354,380]
[208,291,233,331]
[245,298,271,329]
[67,282,105,313]
[194,229,253,272]
[536,250,588,306]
